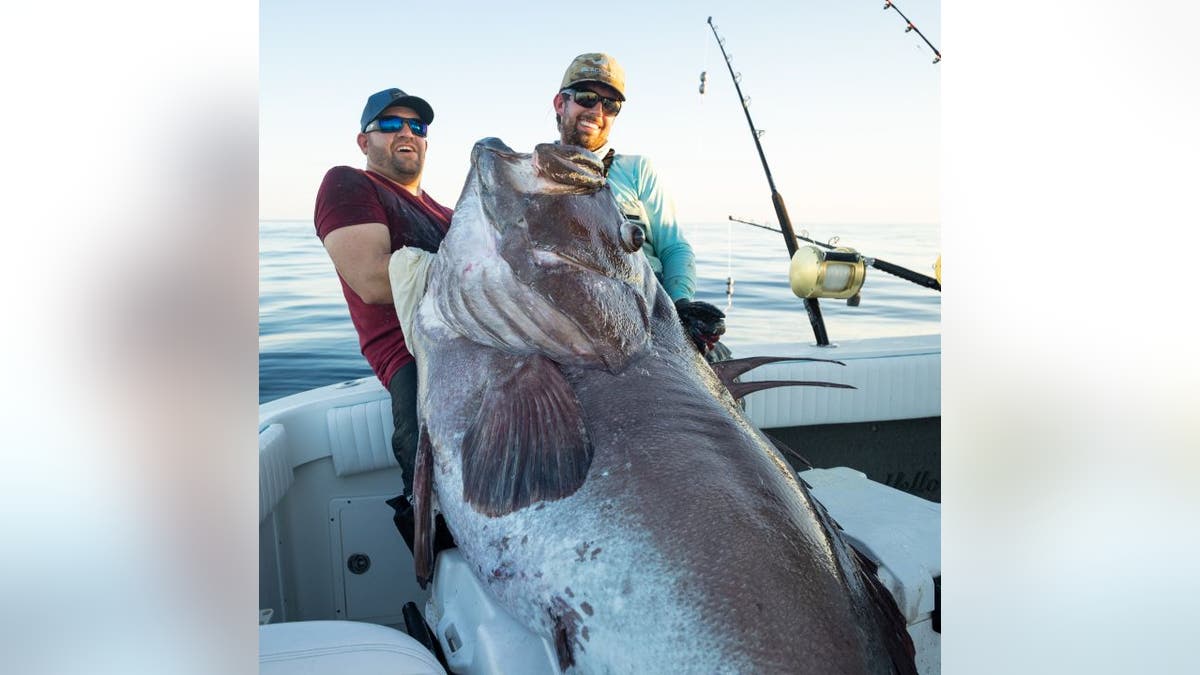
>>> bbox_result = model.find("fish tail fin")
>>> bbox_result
[711,356,853,400]
[413,429,435,589]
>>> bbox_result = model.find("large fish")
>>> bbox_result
[409,138,916,674]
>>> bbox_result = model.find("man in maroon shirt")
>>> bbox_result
[313,88,452,540]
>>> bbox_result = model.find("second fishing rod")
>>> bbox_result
[729,216,942,292]
[705,16,832,346]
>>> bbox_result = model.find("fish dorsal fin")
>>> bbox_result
[462,354,593,517]
[710,356,855,400]
[726,379,856,400]
[709,355,846,387]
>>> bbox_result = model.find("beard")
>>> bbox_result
[367,140,424,182]
[559,111,609,152]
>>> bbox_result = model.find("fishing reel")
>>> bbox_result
[788,245,867,303]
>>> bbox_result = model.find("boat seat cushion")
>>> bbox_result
[259,424,294,522]
[259,620,444,675]
[738,345,940,428]
[326,398,399,477]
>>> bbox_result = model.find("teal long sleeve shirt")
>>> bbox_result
[604,153,696,302]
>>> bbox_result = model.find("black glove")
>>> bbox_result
[675,298,726,355]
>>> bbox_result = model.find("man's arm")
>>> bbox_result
[322,222,395,304]
[637,157,696,302]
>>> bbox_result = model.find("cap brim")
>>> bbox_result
[564,79,625,101]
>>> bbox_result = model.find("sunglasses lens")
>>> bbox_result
[375,116,427,136]
[377,117,403,132]
[569,91,620,115]
[576,92,600,108]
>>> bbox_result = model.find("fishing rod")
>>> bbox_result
[706,16,832,346]
[729,216,942,292]
[883,0,942,63]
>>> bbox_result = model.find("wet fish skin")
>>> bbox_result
[427,138,654,373]
[410,138,916,674]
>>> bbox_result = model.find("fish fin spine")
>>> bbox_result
[725,379,856,401]
[709,355,846,386]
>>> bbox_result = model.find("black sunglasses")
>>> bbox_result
[562,89,622,116]
[364,115,428,137]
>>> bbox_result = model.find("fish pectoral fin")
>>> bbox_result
[461,354,593,517]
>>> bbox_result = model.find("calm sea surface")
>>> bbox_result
[259,219,940,404]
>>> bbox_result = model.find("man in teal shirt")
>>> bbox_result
[552,53,728,357]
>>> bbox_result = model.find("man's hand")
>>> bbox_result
[675,299,726,355]
[388,247,436,352]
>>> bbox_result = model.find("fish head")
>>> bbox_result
[468,138,653,370]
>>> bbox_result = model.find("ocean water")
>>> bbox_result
[259,219,940,404]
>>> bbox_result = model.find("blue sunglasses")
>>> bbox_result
[364,115,428,137]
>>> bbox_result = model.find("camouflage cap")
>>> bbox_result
[560,53,626,101]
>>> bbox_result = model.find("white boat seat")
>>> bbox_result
[326,398,399,477]
[259,424,294,523]
[259,620,445,675]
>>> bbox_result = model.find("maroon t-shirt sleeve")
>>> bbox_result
[311,164,454,389]
[314,166,386,240]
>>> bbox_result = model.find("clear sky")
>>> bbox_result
[261,0,940,226]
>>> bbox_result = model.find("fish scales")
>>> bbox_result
[410,138,916,674]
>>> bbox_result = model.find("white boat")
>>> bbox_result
[258,334,941,674]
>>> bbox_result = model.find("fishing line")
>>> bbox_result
[725,213,734,312]
[698,22,733,312]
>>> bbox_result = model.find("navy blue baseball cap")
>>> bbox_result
[360,88,434,131]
